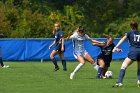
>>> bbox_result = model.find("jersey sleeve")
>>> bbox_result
[59,31,64,38]
[70,32,77,39]
[125,32,130,38]
[85,34,90,39]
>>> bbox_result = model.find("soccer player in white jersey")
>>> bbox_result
[67,26,104,79]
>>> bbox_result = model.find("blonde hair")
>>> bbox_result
[53,22,61,34]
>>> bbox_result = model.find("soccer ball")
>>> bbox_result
[105,71,113,78]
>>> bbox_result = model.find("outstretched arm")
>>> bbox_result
[112,35,127,52]
[92,42,105,46]
[88,38,105,46]
[66,32,73,40]
[115,47,123,52]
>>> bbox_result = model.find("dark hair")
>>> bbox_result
[78,26,85,33]
[130,21,138,30]
[0,34,5,38]
[107,35,114,41]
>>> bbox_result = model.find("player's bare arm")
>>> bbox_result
[49,40,56,49]
[61,38,64,51]
[66,32,73,40]
[88,38,105,45]
[112,35,127,52]
[92,42,105,46]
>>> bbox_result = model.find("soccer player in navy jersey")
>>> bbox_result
[112,21,140,87]
[93,34,122,79]
[49,22,67,71]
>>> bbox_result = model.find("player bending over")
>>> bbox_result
[112,21,140,87]
[49,22,67,71]
[67,26,104,79]
[93,34,122,79]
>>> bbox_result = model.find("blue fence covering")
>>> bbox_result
[0,38,129,61]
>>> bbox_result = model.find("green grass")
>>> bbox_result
[0,61,140,93]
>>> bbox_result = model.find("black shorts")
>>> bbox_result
[97,55,112,67]
[54,44,65,53]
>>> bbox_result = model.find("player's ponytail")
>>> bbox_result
[130,20,138,30]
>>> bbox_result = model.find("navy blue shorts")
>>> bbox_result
[97,55,112,67]
[54,44,65,53]
[128,51,140,61]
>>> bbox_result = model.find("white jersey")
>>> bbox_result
[70,32,90,53]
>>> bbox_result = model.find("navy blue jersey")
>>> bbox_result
[126,31,140,48]
[126,31,140,61]
[55,29,64,46]
[97,43,115,67]
[99,43,115,58]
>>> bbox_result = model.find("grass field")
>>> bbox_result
[0,61,140,93]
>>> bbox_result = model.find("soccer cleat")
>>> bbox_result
[102,76,107,79]
[137,80,140,87]
[54,67,59,71]
[112,83,123,88]
[96,75,103,79]
[63,68,67,71]
[70,72,75,79]
[2,65,9,68]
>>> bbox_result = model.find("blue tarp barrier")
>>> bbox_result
[0,38,129,61]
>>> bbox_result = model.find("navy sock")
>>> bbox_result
[97,67,103,78]
[0,57,4,67]
[137,69,140,80]
[51,57,58,68]
[62,60,67,70]
[118,69,125,83]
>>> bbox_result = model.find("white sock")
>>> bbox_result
[92,63,99,71]
[73,63,84,73]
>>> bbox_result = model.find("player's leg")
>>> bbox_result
[0,57,4,67]
[118,57,133,83]
[58,52,67,71]
[0,48,9,68]
[70,55,85,79]
[0,47,9,68]
[84,53,98,71]
[50,50,59,71]
[0,48,4,67]
[103,60,111,77]
[137,61,140,87]
[113,57,133,87]
[73,56,85,73]
[96,59,105,78]
[102,66,108,76]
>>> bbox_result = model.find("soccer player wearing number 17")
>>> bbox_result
[112,21,140,87]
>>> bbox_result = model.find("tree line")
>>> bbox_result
[0,0,140,38]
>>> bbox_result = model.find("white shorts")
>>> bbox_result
[73,50,88,59]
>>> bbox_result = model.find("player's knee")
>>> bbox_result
[100,63,105,68]
[80,62,85,65]
[50,54,54,59]
[121,62,128,70]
